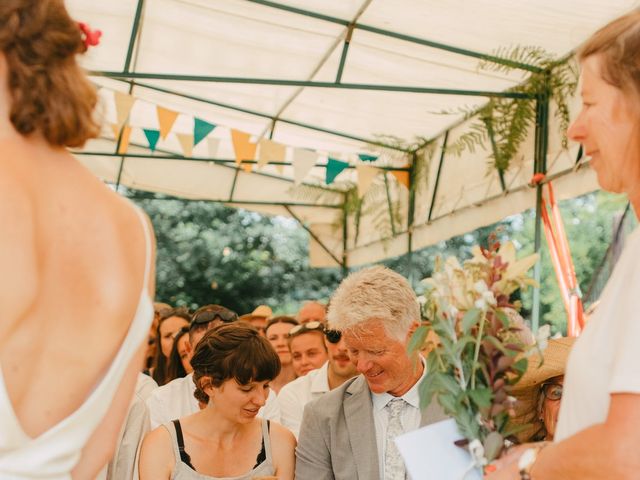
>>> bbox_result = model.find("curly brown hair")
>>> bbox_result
[0,0,99,147]
[191,323,281,405]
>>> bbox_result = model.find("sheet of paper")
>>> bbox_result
[395,418,482,480]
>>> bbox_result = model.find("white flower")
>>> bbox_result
[468,439,487,466]
[449,305,459,318]
[473,280,497,310]
[536,324,551,351]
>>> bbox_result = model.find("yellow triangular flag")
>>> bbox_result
[176,133,194,158]
[157,106,179,140]
[391,169,410,189]
[356,164,380,197]
[114,91,135,130]
[293,148,317,185]
[258,139,286,168]
[117,125,132,155]
[231,129,257,172]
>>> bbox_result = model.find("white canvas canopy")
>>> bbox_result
[67,0,639,269]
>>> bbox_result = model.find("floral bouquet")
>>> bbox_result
[408,235,545,476]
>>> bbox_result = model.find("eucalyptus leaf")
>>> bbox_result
[483,431,504,462]
[468,387,493,409]
[407,325,429,356]
[462,308,482,334]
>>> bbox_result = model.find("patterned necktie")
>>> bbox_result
[384,398,406,480]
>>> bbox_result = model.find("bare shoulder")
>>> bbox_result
[269,420,297,456]
[139,425,175,479]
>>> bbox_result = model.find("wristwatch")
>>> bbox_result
[517,446,541,480]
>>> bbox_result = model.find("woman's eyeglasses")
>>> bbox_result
[541,383,563,401]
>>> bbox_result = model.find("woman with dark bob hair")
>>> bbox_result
[139,323,296,479]
[0,0,155,478]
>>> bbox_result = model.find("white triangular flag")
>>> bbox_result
[356,164,381,197]
[293,149,318,185]
[207,138,220,158]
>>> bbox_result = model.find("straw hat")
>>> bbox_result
[509,337,576,443]
[251,305,273,318]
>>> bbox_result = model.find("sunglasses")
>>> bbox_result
[541,383,563,401]
[288,321,325,338]
[325,329,342,344]
[191,307,238,326]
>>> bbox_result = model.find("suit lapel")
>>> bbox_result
[344,376,380,479]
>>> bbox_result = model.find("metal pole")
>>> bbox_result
[90,72,533,99]
[114,0,145,192]
[342,204,349,279]
[94,79,410,152]
[243,0,541,73]
[406,152,418,285]
[532,74,550,333]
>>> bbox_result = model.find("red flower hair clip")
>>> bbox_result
[78,22,102,49]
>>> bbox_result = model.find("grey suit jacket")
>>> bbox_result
[294,374,447,480]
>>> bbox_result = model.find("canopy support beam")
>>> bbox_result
[384,172,397,236]
[427,131,449,222]
[94,78,411,153]
[243,0,542,73]
[284,206,345,270]
[115,0,146,192]
[76,150,409,172]
[531,73,551,333]
[91,71,534,99]
[406,151,418,286]
[342,205,349,278]
[335,23,355,83]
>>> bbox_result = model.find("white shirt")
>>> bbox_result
[146,373,281,429]
[371,360,427,480]
[556,226,640,440]
[277,362,330,438]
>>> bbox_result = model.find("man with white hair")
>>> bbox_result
[295,266,446,480]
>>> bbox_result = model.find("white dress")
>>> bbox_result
[556,226,640,440]
[0,207,154,479]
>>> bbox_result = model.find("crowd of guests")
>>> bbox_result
[99,268,580,480]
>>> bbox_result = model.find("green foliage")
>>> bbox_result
[446,46,578,172]
[132,194,341,314]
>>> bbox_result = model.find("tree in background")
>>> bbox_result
[133,190,629,334]
[133,195,341,315]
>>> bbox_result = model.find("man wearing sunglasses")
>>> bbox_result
[278,323,357,438]
[296,266,446,480]
[146,304,281,429]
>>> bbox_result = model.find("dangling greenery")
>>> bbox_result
[446,46,579,173]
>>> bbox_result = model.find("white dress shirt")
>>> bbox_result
[277,362,330,438]
[146,373,281,429]
[371,360,427,480]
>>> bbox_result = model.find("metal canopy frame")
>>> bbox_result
[75,0,614,327]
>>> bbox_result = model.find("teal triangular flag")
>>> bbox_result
[326,157,350,184]
[143,129,160,152]
[358,153,378,162]
[194,118,216,146]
